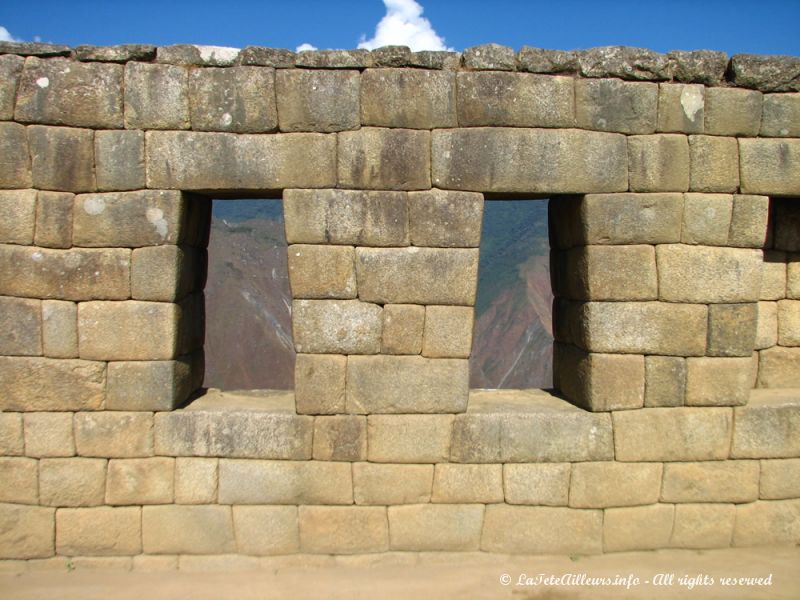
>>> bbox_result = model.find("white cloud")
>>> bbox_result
[358,0,452,51]
[0,26,20,43]
[296,42,318,52]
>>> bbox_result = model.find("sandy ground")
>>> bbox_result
[1,546,798,600]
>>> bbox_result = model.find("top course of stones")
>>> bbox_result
[0,41,798,93]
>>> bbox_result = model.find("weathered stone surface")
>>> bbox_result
[613,407,733,461]
[671,504,735,549]
[295,49,371,69]
[761,93,800,137]
[313,416,366,461]
[422,306,474,359]
[371,46,414,67]
[217,459,352,504]
[0,504,55,559]
[570,462,662,508]
[362,69,456,128]
[57,506,141,556]
[0,54,24,119]
[575,79,657,134]
[791,257,800,298]
[237,46,295,68]
[0,457,38,504]
[276,69,359,132]
[628,134,689,192]
[143,505,234,555]
[758,348,800,387]
[106,458,174,505]
[0,122,31,189]
[174,458,217,504]
[189,66,277,133]
[729,54,800,92]
[292,299,381,354]
[579,46,671,80]
[561,245,658,301]
[408,189,483,248]
[300,506,388,554]
[681,193,733,246]
[38,457,106,507]
[29,125,94,192]
[34,191,73,248]
[409,50,460,70]
[0,413,23,456]
[657,245,762,303]
[367,414,453,462]
[668,50,728,85]
[431,464,502,503]
[74,412,153,458]
[462,44,515,71]
[740,139,800,196]
[482,505,602,554]
[155,410,311,459]
[355,247,478,305]
[762,251,787,300]
[705,87,763,136]
[131,246,198,302]
[761,458,800,499]
[733,499,800,546]
[657,83,704,133]
[233,506,299,556]
[390,504,483,551]
[729,194,770,248]
[517,47,579,74]
[381,304,424,355]
[177,555,258,572]
[0,296,41,356]
[662,461,759,503]
[689,136,740,193]
[732,393,800,457]
[74,44,156,62]
[338,128,430,190]
[157,44,240,66]
[645,356,687,407]
[353,463,433,505]
[503,463,570,506]
[0,357,105,412]
[348,356,468,414]
[107,359,193,412]
[146,130,336,191]
[604,504,674,552]
[432,128,628,193]
[756,301,778,350]
[294,354,346,415]
[778,300,800,345]
[132,555,178,571]
[0,189,36,244]
[23,412,74,457]
[124,62,189,129]
[94,130,145,192]
[288,245,356,299]
[707,304,758,358]
[16,57,123,128]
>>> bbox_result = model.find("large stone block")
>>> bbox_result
[761,251,787,300]
[107,359,194,412]
[147,130,336,191]
[431,464,502,503]
[0,504,55,559]
[217,459,352,504]
[381,304,424,355]
[355,247,478,305]
[0,413,24,456]
[294,354,346,415]
[362,68,456,128]
[482,505,602,554]
[604,504,674,552]
[106,458,174,505]
[671,504,735,549]
[578,46,671,80]
[657,245,763,303]
[560,245,658,301]
[686,356,752,406]
[503,463,570,506]
[288,245,356,299]
[756,301,778,350]
[295,48,371,69]
[408,189,483,248]
[681,193,733,245]
[347,356,468,413]
[189,66,277,133]
[758,348,800,387]
[431,128,627,193]
[657,83,704,133]
[688,136,739,193]
[760,93,800,137]
[760,458,800,499]
[733,499,800,546]
[739,139,800,196]
[156,44,239,66]
[15,57,123,128]
[0,457,38,504]
[613,407,733,461]
[0,189,36,244]
[338,128,430,190]
[728,54,800,92]
[34,191,73,248]
[131,245,199,302]
[728,194,770,248]
[422,306,474,359]
[570,462,662,508]
[628,134,689,192]
[0,54,24,119]
[705,87,762,136]
[662,461,759,503]
[732,393,800,458]
[644,355,687,407]
[312,415,366,461]
[300,506,388,554]
[95,130,145,191]
[389,504,483,551]
[57,506,141,556]
[29,125,94,192]
[276,69,359,132]
[0,296,41,356]
[353,463,433,505]
[707,304,758,357]
[778,300,800,345]
[292,299,381,354]
[124,62,189,129]
[0,123,31,190]
[38,457,106,507]
[143,505,234,555]
[74,412,153,458]
[174,457,217,504]
[463,43,515,70]
[367,415,453,462]
[24,412,73,458]
[233,506,299,556]
[575,78,658,134]
[0,357,105,412]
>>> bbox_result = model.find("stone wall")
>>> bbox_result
[0,41,799,568]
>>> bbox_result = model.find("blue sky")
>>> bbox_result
[1,0,798,56]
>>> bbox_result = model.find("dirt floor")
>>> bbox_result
[1,546,798,600]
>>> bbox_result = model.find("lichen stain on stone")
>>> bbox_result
[36,77,49,89]
[83,197,106,215]
[680,86,704,122]
[146,207,169,239]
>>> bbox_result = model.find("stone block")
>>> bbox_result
[422,306,474,358]
[276,69,359,132]
[353,463,433,505]
[739,138,800,196]
[106,458,174,505]
[628,134,689,192]
[146,131,336,191]
[38,457,106,507]
[517,46,578,74]
[482,505,602,554]
[579,46,671,80]
[57,506,141,556]
[143,505,234,555]
[774,201,800,252]
[0,357,105,412]
[74,412,153,458]
[368,45,410,67]
[688,136,740,193]
[503,463,570,506]
[645,356,687,407]
[570,462,662,508]
[410,50,460,70]
[604,504,674,552]
[312,415,366,461]
[778,300,800,345]
[300,506,388,554]
[758,347,800,387]
[233,506,299,556]
[657,245,762,303]
[613,407,733,461]
[431,128,628,193]
[338,128,430,190]
[561,245,658,301]
[155,410,311,460]
[174,458,217,504]
[728,54,800,92]
[189,66,277,133]
[0,457,38,504]
[381,304,424,355]
[760,458,800,499]
[791,258,800,298]
[131,246,198,302]
[682,193,733,245]
[657,83,704,133]
[24,412,74,457]
[124,62,189,129]
[156,44,240,66]
[40,301,77,359]
[292,299,381,354]
[733,499,800,546]
[732,394,800,457]
[575,78,657,134]
[347,356,468,414]
[355,247,478,305]
[295,49,371,69]
[0,296,41,356]
[408,189,483,248]
[238,46,295,67]
[431,464,502,503]
[217,459,352,504]
[294,354,346,415]
[283,188,408,247]
[95,130,145,191]
[362,68,456,128]
[367,415,453,462]
[107,359,194,412]
[463,43,515,70]
[761,251,787,300]
[705,87,762,136]
[389,504,483,551]
[0,245,130,301]
[760,93,800,137]
[29,125,94,192]
[0,413,23,456]
[0,54,23,119]
[729,194,770,248]
[662,461,759,503]
[671,504,735,549]
[0,122,30,189]
[0,504,55,559]
[756,302,778,349]
[0,189,36,244]
[288,244,356,299]
[707,304,758,358]
[74,43,156,63]
[34,191,73,248]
